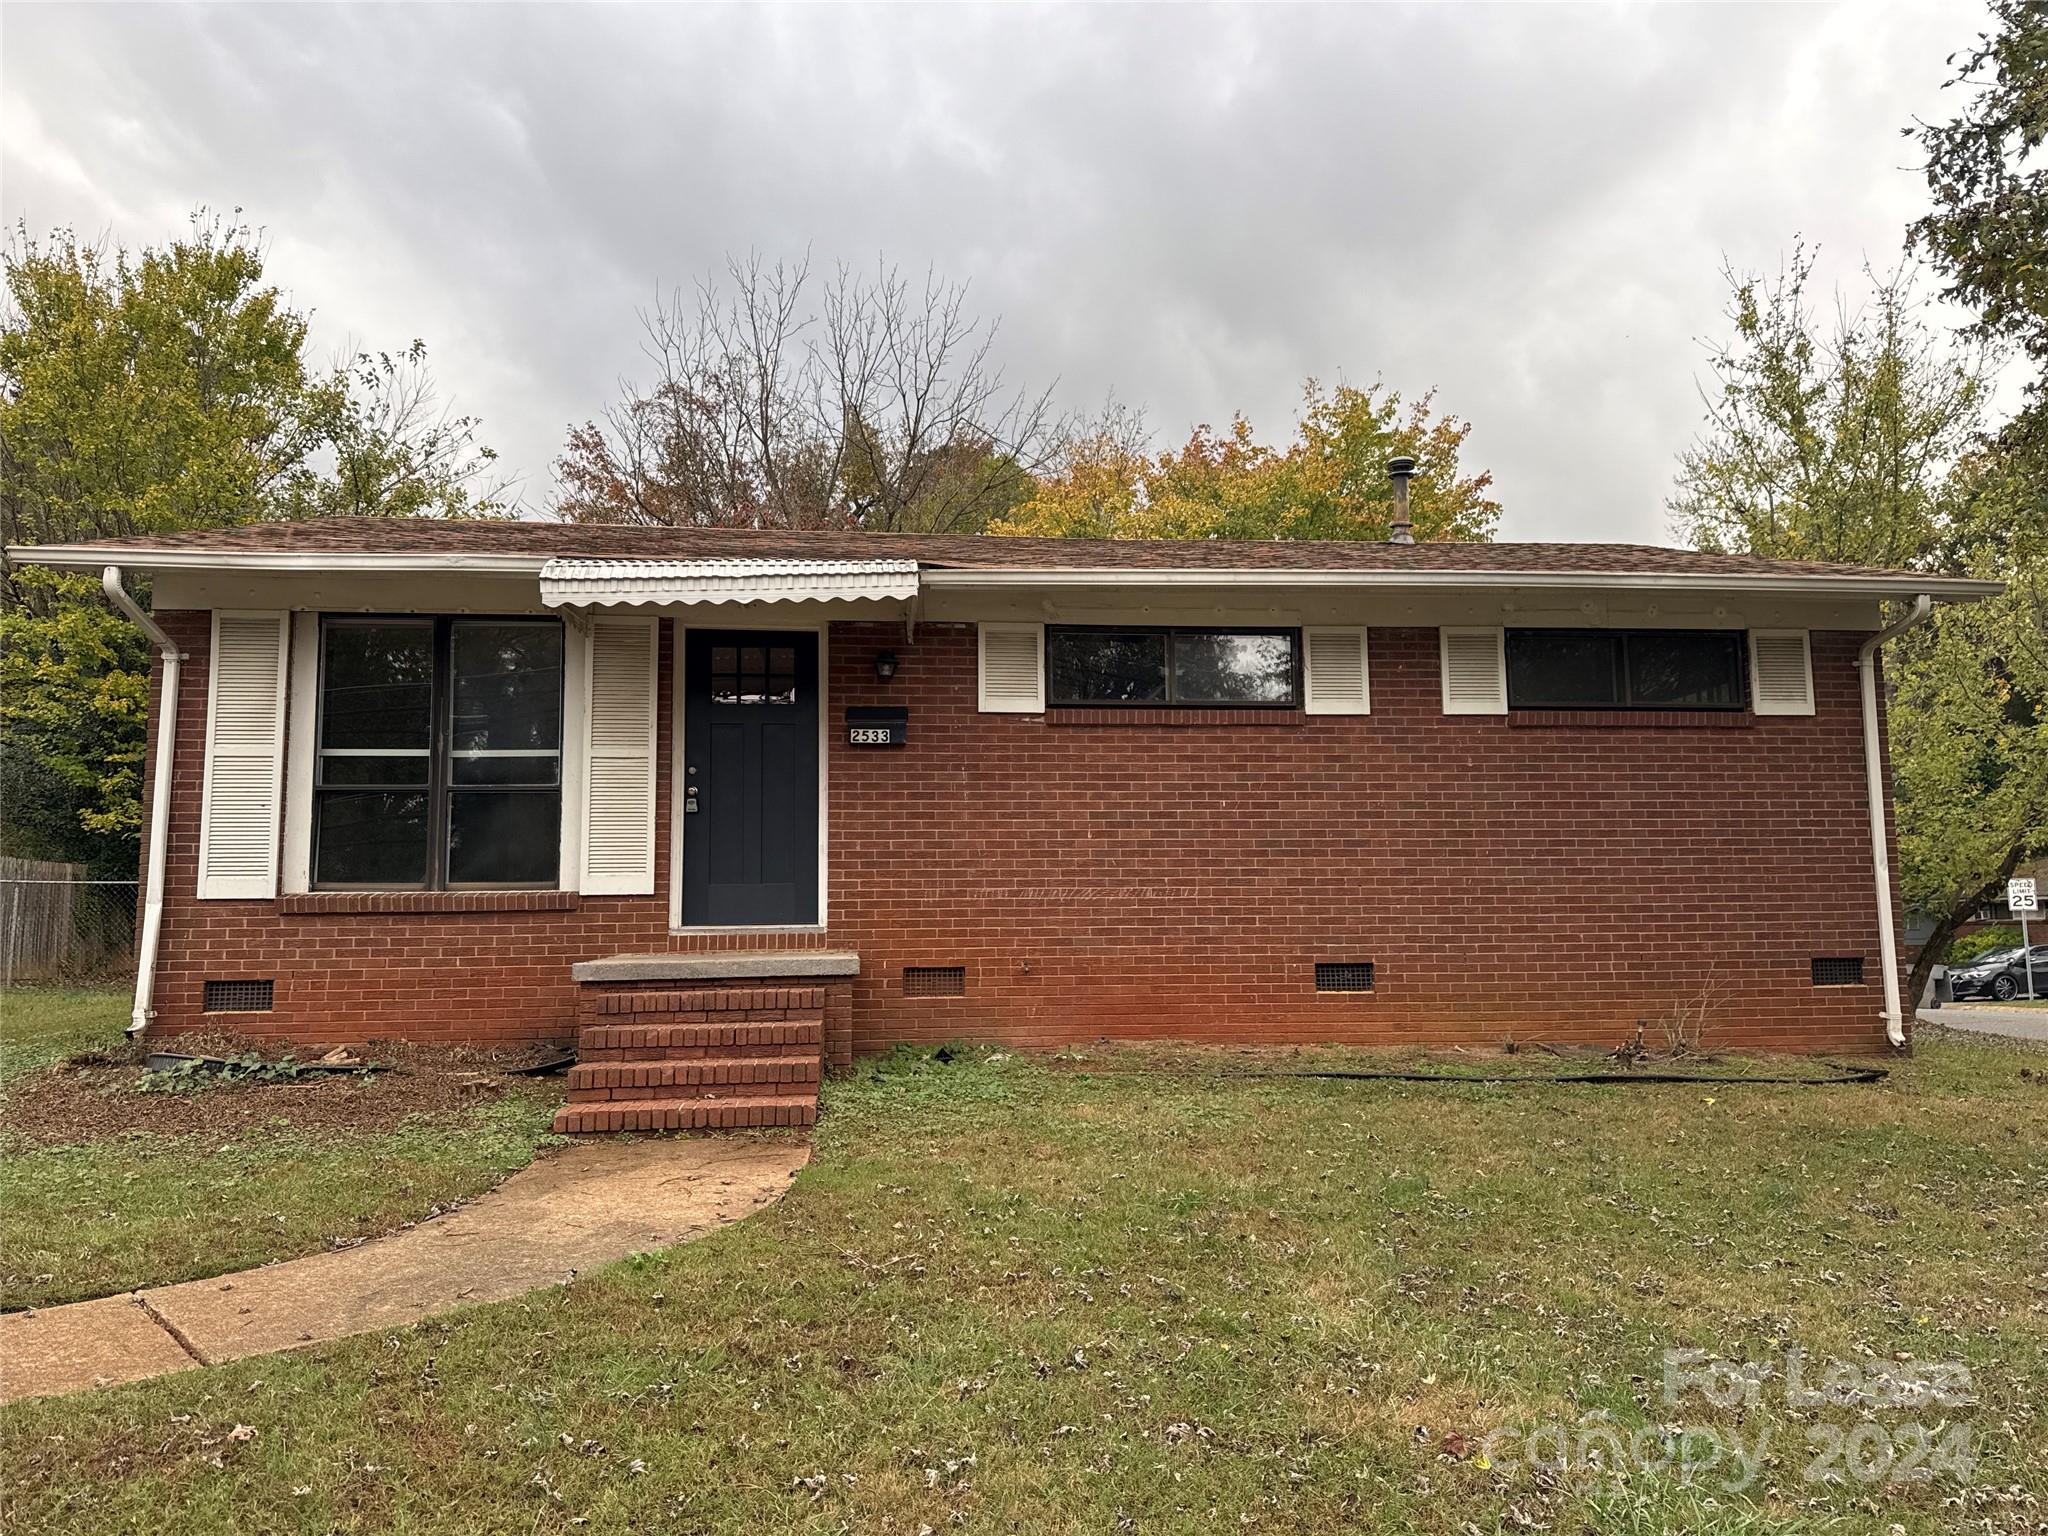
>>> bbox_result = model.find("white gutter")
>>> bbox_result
[1859,593,1934,1048]
[2,544,2008,601]
[917,568,2007,599]
[102,567,183,1039]
[12,546,551,574]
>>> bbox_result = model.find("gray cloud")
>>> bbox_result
[2,1,1980,541]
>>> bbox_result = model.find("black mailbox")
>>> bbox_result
[845,706,908,747]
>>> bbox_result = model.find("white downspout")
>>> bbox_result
[103,566,183,1039]
[1858,593,1933,1048]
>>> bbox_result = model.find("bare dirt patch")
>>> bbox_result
[2,1035,566,1149]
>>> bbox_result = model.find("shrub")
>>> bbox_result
[1948,925,2023,965]
[135,1052,312,1094]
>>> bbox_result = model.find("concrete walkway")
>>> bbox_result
[0,1134,808,1405]
[1920,1005,2048,1045]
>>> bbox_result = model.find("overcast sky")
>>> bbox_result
[1,2,1989,543]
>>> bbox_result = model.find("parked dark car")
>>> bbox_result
[1947,945,2048,1002]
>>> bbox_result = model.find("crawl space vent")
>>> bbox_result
[1810,957,1865,987]
[203,979,275,1013]
[1314,962,1375,994]
[902,966,967,998]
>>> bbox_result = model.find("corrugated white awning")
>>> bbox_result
[539,557,920,608]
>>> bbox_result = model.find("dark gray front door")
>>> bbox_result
[681,630,820,926]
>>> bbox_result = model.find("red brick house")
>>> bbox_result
[13,516,1998,1131]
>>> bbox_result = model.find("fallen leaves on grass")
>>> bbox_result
[5,1037,564,1148]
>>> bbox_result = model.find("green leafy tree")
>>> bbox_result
[0,568,147,873]
[994,381,1498,543]
[1899,0,2048,998]
[1891,450,2047,1001]
[1671,249,1987,567]
[1671,254,2045,1007]
[0,211,503,873]
[1910,0,2048,387]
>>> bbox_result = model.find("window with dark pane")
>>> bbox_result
[319,621,434,751]
[451,623,562,762]
[1046,627,1297,707]
[315,791,431,885]
[313,621,433,885]
[313,616,565,889]
[449,790,562,884]
[710,645,740,703]
[711,641,798,705]
[768,645,797,704]
[1172,632,1295,704]
[1506,631,1621,707]
[1625,631,1743,707]
[1048,630,1167,704]
[1505,629,1746,711]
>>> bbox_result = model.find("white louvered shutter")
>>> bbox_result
[1303,628,1370,715]
[580,616,659,895]
[197,611,289,899]
[978,623,1044,712]
[1749,630,1814,716]
[1440,627,1507,714]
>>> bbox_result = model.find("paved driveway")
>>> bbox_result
[1919,1005,2048,1044]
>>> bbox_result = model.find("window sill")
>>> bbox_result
[1506,710,1752,730]
[280,890,582,916]
[669,925,830,938]
[1044,707,1305,728]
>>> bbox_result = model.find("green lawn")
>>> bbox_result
[0,986,131,1084]
[4,1032,2042,1534]
[0,988,564,1310]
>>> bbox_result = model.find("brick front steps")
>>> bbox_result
[553,985,824,1135]
[553,1096,818,1134]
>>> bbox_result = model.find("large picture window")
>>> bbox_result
[313,617,564,888]
[1505,628,1746,711]
[1046,626,1300,707]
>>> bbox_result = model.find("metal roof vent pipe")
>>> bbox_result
[1386,455,1417,545]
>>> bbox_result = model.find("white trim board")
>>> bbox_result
[9,541,2004,602]
[558,620,589,891]
[918,569,2001,599]
[280,612,319,894]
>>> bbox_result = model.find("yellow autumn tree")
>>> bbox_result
[993,380,1499,543]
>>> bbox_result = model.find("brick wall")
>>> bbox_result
[138,611,1901,1055]
[828,622,1897,1055]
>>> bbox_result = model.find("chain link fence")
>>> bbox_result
[0,858,137,985]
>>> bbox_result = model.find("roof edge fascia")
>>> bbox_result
[919,568,2004,599]
[7,545,2004,601]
